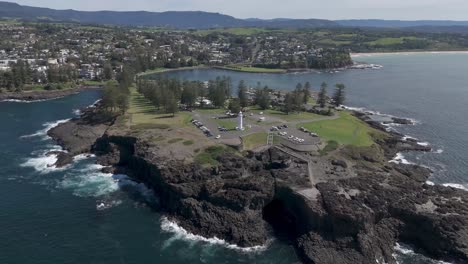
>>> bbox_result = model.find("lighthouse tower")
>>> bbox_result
[238,111,244,131]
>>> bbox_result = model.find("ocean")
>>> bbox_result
[1,53,467,263]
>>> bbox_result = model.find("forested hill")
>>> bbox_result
[0,1,337,29]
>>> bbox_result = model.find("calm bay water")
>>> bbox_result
[1,53,467,263]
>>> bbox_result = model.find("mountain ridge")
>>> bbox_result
[3,1,468,30]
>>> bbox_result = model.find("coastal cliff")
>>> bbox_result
[0,86,102,102]
[48,104,468,264]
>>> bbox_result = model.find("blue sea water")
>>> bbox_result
[1,53,467,263]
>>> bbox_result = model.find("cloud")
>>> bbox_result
[9,0,468,20]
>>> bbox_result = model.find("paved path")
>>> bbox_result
[274,145,321,201]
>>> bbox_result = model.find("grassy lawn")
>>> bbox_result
[367,37,419,46]
[222,65,286,73]
[195,145,228,166]
[127,87,191,130]
[215,118,238,130]
[83,80,106,86]
[196,108,226,114]
[242,133,268,150]
[318,39,352,46]
[137,68,167,76]
[298,111,386,147]
[251,108,323,122]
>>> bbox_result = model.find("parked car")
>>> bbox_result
[215,135,221,139]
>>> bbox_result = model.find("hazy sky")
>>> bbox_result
[8,0,468,20]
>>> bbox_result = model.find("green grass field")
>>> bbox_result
[195,145,228,166]
[196,108,226,114]
[318,39,352,46]
[367,37,419,46]
[298,111,386,147]
[215,118,238,130]
[242,133,268,150]
[251,108,323,122]
[127,88,191,130]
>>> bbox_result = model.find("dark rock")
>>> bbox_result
[331,159,348,168]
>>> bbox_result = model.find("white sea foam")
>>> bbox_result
[90,99,101,107]
[426,181,436,186]
[434,149,444,154]
[72,109,81,116]
[1,96,64,103]
[20,146,68,174]
[96,200,122,211]
[160,217,269,253]
[20,118,71,140]
[59,163,118,197]
[395,243,415,255]
[114,174,157,204]
[389,153,415,165]
[442,183,468,192]
[394,243,453,264]
[402,135,418,141]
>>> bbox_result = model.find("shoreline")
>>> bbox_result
[0,85,102,102]
[44,99,468,264]
[351,50,468,57]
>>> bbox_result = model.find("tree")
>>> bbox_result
[166,92,178,117]
[318,82,328,108]
[332,83,346,107]
[228,98,241,114]
[303,81,311,104]
[238,80,249,108]
[103,63,114,80]
[255,86,270,110]
[283,93,295,114]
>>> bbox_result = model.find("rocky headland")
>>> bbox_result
[0,85,102,102]
[48,103,468,264]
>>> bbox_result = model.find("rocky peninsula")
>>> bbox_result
[47,102,468,264]
[0,85,102,102]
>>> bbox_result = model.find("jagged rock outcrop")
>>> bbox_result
[48,104,468,264]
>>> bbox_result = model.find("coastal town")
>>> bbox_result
[0,22,354,92]
[2,9,468,264]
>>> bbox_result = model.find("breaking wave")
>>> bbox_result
[394,243,453,264]
[160,217,269,253]
[442,183,468,192]
[58,163,118,197]
[389,153,415,165]
[20,145,68,174]
[20,119,70,140]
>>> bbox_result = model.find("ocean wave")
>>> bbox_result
[20,118,71,140]
[434,149,444,154]
[114,174,158,205]
[160,217,269,253]
[389,153,415,165]
[20,146,68,174]
[59,163,118,197]
[96,199,122,211]
[394,243,453,264]
[1,96,64,103]
[442,183,468,192]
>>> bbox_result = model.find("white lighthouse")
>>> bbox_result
[238,111,245,131]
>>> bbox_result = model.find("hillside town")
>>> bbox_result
[0,22,352,91]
